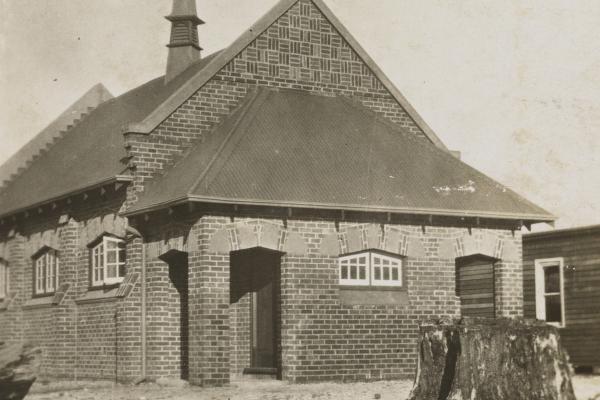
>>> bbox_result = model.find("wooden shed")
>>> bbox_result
[523,225,600,371]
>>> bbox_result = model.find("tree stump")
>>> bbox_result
[408,318,575,400]
[0,342,42,400]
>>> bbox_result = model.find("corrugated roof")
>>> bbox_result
[0,52,221,218]
[128,87,554,222]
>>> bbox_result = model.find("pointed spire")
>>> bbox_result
[165,0,205,83]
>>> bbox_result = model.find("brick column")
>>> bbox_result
[494,260,524,318]
[53,217,79,379]
[188,218,230,386]
[495,233,524,318]
[0,234,26,344]
[116,236,143,382]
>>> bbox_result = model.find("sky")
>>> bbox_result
[1,0,599,230]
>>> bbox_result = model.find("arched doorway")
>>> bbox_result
[230,247,283,376]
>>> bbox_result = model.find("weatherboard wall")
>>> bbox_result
[523,229,600,368]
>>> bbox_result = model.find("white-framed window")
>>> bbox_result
[339,251,403,287]
[91,236,126,287]
[339,253,370,286]
[370,253,402,287]
[34,249,60,295]
[0,260,8,299]
[535,258,565,327]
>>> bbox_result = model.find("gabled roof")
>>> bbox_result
[127,87,554,223]
[0,52,221,219]
[0,84,113,187]
[124,0,448,151]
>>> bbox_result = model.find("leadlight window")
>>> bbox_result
[0,260,8,299]
[34,249,60,295]
[91,236,126,287]
[339,251,403,287]
[535,258,565,327]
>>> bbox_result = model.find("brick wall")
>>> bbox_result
[0,190,143,382]
[159,212,522,385]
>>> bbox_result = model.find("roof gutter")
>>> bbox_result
[0,175,133,220]
[122,194,556,224]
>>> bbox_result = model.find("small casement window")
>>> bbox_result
[535,258,565,327]
[0,260,8,299]
[34,249,60,296]
[90,236,126,287]
[339,251,402,287]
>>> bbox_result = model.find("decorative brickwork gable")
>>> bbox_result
[216,0,425,138]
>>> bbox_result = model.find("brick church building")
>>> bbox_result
[0,0,553,386]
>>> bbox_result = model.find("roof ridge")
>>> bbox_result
[122,0,448,151]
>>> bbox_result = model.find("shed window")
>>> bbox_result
[0,261,8,299]
[535,258,565,327]
[34,249,59,295]
[339,251,402,287]
[91,236,126,287]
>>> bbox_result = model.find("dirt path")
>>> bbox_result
[27,375,600,400]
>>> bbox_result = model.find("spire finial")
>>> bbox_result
[165,0,204,83]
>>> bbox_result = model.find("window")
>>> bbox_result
[535,258,565,327]
[34,249,59,295]
[91,236,126,287]
[339,251,402,287]
[0,260,8,299]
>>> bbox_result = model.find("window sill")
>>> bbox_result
[75,287,120,304]
[339,287,408,305]
[339,285,405,292]
[76,272,139,304]
[87,283,121,292]
[32,293,55,299]
[23,296,55,310]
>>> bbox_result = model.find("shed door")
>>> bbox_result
[456,257,495,318]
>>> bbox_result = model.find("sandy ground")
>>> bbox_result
[26,375,600,400]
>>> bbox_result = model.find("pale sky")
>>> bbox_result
[1,0,599,230]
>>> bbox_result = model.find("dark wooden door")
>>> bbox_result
[457,258,495,318]
[252,280,275,368]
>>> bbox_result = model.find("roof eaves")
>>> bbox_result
[0,175,133,220]
[123,194,556,223]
